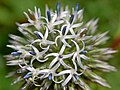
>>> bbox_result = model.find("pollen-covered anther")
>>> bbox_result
[34,31,43,39]
[79,50,87,54]
[29,51,36,55]
[73,74,79,80]
[58,55,63,58]
[69,14,74,24]
[24,73,32,79]
[47,10,51,22]
[11,51,22,56]
[62,26,67,35]
[48,73,52,80]
[75,3,79,11]
[56,2,60,15]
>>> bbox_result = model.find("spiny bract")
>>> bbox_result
[5,3,117,90]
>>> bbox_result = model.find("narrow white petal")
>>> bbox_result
[62,74,72,86]
[70,28,75,35]
[77,56,84,69]
[45,53,58,58]
[38,8,41,18]
[59,45,66,54]
[38,69,49,74]
[55,36,60,46]
[65,35,76,39]
[63,53,74,59]
[72,22,83,28]
[34,6,38,20]
[28,9,33,15]
[34,31,44,38]
[19,23,32,27]
[80,55,89,60]
[60,59,71,68]
[31,45,40,55]
[36,58,48,62]
[53,20,64,26]
[56,70,71,76]
[72,53,77,60]
[32,39,41,44]
[72,59,77,71]
[40,46,49,55]
[26,66,35,72]
[104,50,117,54]
[52,62,60,71]
[71,40,80,51]
[49,57,58,68]
[51,14,57,23]
[44,27,48,39]
[24,12,33,23]
[46,40,55,44]
[62,39,71,47]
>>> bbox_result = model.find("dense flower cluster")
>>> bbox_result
[5,3,116,90]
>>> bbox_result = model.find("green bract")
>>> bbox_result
[5,3,117,90]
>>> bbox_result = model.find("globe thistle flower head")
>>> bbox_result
[5,3,117,90]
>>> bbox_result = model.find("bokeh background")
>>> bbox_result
[0,0,120,90]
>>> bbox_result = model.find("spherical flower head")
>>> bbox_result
[5,3,117,90]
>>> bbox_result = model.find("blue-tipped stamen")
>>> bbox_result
[74,74,79,80]
[29,51,36,55]
[34,32,42,39]
[56,2,60,15]
[69,14,74,24]
[47,11,51,22]
[75,3,79,11]
[24,73,32,79]
[62,26,67,35]
[80,50,87,54]
[59,55,63,58]
[48,73,52,80]
[11,51,22,56]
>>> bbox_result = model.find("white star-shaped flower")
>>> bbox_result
[29,45,49,65]
[32,27,55,49]
[55,68,86,86]
[55,25,76,47]
[45,45,73,68]
[24,7,44,30]
[71,40,89,69]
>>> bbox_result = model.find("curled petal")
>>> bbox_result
[45,53,58,58]
[36,58,48,63]
[56,70,71,76]
[62,39,71,47]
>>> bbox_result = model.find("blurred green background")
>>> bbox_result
[0,0,120,90]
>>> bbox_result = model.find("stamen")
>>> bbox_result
[11,51,22,56]
[69,14,74,24]
[56,2,60,15]
[59,55,63,58]
[74,74,79,80]
[48,73,52,80]
[75,3,79,11]
[24,73,32,79]
[80,50,87,54]
[62,26,67,35]
[29,51,36,55]
[34,32,42,39]
[47,11,51,22]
